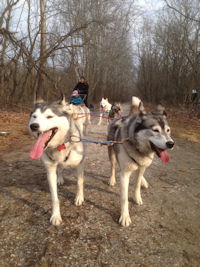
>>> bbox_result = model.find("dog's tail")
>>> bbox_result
[129,96,141,116]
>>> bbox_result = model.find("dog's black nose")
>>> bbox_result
[30,123,39,131]
[166,141,174,149]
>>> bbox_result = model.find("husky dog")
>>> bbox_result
[98,97,112,125]
[28,96,85,226]
[107,97,174,227]
[108,103,122,120]
[65,103,91,136]
[129,96,141,116]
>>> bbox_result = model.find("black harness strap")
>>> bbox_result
[64,151,71,162]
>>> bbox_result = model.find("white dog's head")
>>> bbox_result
[28,96,70,159]
[100,98,111,112]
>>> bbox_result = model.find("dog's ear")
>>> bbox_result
[34,91,44,105]
[66,103,73,114]
[138,101,147,119]
[156,104,167,116]
[58,93,66,106]
[135,102,146,124]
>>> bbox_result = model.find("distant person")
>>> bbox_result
[73,76,89,107]
[69,90,82,105]
[192,89,198,103]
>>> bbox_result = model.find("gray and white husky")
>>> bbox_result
[28,96,85,226]
[107,97,174,227]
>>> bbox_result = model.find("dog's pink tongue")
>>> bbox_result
[160,150,170,163]
[30,131,50,160]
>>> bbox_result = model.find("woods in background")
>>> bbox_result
[136,0,200,114]
[0,0,200,113]
[0,0,135,106]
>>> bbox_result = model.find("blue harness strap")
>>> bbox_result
[80,138,112,146]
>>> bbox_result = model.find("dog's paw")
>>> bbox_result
[57,176,64,186]
[134,193,143,205]
[75,195,84,206]
[50,214,62,226]
[109,177,116,186]
[119,214,132,227]
[141,177,148,189]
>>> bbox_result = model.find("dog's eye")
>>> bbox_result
[166,128,170,133]
[47,116,53,119]
[33,115,37,118]
[153,128,160,133]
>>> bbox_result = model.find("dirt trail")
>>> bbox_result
[0,106,200,266]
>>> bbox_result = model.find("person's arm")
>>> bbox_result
[73,83,79,91]
[85,83,89,94]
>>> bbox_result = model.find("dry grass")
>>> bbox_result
[0,111,30,153]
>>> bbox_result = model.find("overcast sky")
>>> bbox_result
[10,0,165,42]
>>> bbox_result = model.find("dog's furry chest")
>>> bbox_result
[43,142,85,168]
[112,126,154,168]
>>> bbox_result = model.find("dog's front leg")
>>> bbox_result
[46,165,62,226]
[134,167,146,205]
[119,170,132,227]
[97,110,102,125]
[75,162,84,206]
[57,166,64,185]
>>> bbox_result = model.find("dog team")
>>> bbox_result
[28,94,174,227]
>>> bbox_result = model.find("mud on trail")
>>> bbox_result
[0,105,200,266]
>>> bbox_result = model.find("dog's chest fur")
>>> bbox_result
[43,142,85,167]
[108,117,154,168]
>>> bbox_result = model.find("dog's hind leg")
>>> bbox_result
[134,167,146,205]
[88,114,91,125]
[75,162,84,206]
[57,166,64,185]
[83,123,88,136]
[119,170,132,227]
[46,165,62,226]
[108,146,116,186]
[141,176,148,189]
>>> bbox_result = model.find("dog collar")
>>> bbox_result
[57,143,66,151]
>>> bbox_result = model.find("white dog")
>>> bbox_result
[98,98,112,125]
[28,96,85,226]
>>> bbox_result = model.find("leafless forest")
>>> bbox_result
[0,0,200,113]
[0,2,200,266]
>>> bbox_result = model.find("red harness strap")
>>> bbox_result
[73,113,113,120]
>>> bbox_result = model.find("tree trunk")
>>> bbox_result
[37,0,46,99]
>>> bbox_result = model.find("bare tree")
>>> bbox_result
[0,0,138,106]
[135,0,200,111]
